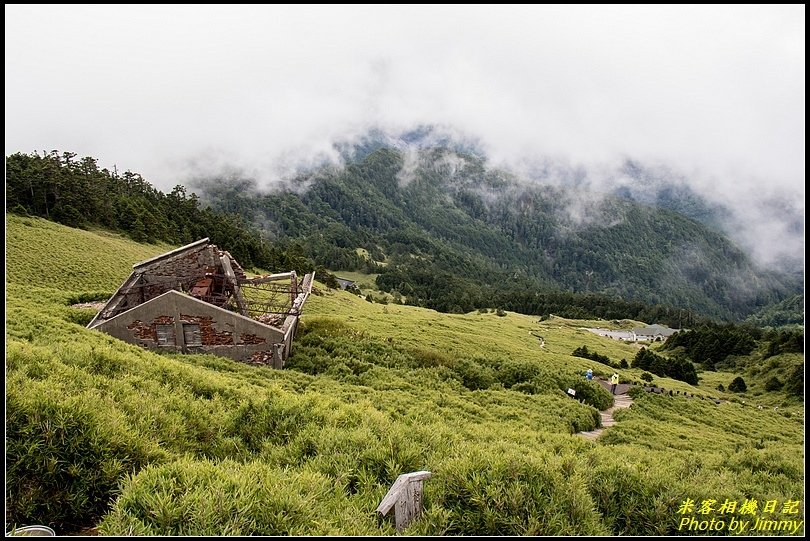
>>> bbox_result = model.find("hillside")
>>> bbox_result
[6,216,173,292]
[6,149,801,325]
[194,145,802,323]
[5,216,805,536]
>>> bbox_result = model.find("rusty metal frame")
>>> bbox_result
[236,281,301,320]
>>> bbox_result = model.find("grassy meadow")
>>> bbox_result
[5,215,805,536]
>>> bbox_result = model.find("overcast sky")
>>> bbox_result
[5,5,805,265]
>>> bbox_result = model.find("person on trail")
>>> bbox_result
[585,369,593,381]
[610,373,619,394]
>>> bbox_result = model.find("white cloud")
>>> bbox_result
[5,5,804,266]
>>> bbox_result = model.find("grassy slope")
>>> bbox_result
[6,215,173,292]
[315,277,804,414]
[328,270,380,290]
[5,215,805,536]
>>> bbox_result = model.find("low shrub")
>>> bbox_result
[99,458,380,536]
[764,376,783,392]
[6,383,164,531]
[453,357,497,390]
[566,379,614,411]
[421,448,607,535]
[586,448,685,535]
[728,376,747,393]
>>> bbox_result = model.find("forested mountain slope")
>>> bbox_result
[194,145,801,322]
[6,147,801,323]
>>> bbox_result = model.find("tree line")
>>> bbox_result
[6,149,800,333]
[662,324,803,369]
[632,347,699,385]
[6,151,299,271]
[572,346,628,369]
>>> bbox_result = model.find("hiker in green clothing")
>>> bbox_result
[610,373,619,395]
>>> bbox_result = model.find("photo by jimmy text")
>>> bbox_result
[677,498,803,535]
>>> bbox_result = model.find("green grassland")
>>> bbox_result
[5,215,805,536]
[327,270,380,291]
[6,215,174,293]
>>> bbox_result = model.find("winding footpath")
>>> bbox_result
[578,380,634,440]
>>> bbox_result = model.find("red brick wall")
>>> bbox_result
[180,314,234,345]
[240,333,267,345]
[126,315,175,342]
[126,319,156,341]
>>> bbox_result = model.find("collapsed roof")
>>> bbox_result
[87,238,314,366]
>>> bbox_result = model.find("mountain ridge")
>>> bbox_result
[192,143,801,323]
[5,145,801,324]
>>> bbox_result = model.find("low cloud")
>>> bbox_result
[5,5,804,268]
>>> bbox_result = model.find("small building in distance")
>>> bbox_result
[631,324,680,342]
[336,277,357,290]
[87,238,313,368]
[589,329,635,341]
[586,323,681,342]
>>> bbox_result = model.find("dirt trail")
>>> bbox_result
[578,380,634,440]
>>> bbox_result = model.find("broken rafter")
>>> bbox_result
[220,254,248,316]
[132,238,210,270]
[240,272,296,285]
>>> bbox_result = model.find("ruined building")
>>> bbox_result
[87,238,314,368]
